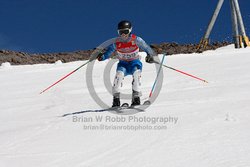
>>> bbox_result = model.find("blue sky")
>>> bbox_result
[0,0,249,53]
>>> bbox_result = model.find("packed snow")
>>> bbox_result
[0,45,250,167]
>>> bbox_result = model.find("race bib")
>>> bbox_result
[117,48,140,61]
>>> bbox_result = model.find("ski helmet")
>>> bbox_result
[117,20,132,35]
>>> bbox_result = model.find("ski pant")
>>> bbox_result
[112,69,141,98]
[112,60,142,98]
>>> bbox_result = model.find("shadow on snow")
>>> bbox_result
[62,107,144,117]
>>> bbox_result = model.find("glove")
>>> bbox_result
[97,52,104,61]
[89,50,104,62]
[145,55,155,63]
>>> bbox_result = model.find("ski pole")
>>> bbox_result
[153,61,208,83]
[148,54,166,98]
[39,60,91,94]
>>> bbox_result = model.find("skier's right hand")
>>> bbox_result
[97,52,104,61]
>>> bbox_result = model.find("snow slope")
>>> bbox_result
[0,45,250,167]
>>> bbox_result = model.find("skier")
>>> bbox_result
[97,20,157,107]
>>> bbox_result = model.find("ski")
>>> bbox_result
[62,105,129,116]
[143,100,151,105]
[116,101,151,112]
[62,101,151,117]
[121,103,129,107]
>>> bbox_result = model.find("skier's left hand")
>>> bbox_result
[145,55,155,63]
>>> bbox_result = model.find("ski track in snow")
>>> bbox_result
[0,45,250,167]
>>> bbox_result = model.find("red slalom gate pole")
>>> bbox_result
[39,60,91,94]
[154,61,208,83]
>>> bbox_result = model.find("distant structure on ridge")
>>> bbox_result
[197,0,250,51]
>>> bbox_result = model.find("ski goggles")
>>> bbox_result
[118,28,131,36]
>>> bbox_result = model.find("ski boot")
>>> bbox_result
[112,93,120,107]
[131,91,141,106]
[131,97,140,106]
